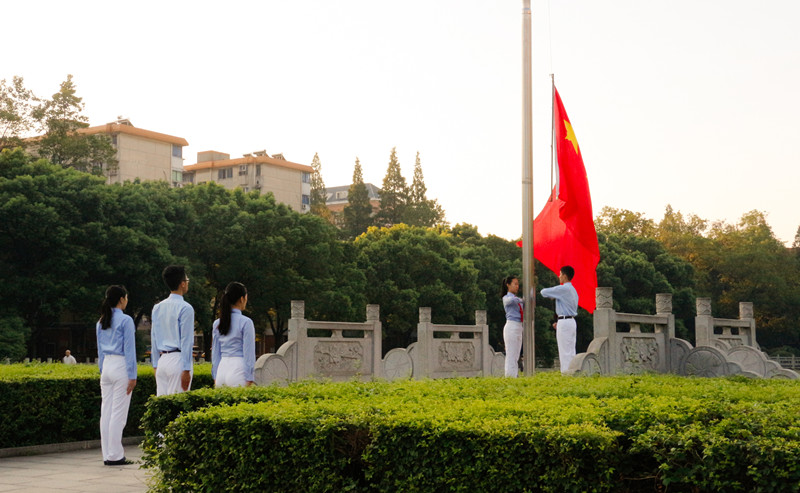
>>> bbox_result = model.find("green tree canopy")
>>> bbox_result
[375,147,408,227]
[343,157,373,238]
[355,225,481,351]
[308,152,331,221]
[0,76,39,150]
[403,151,446,227]
[31,75,118,175]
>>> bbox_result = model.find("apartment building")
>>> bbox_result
[80,119,188,187]
[182,150,312,213]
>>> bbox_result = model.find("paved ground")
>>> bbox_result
[0,445,150,492]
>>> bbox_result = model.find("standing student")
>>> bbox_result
[212,282,256,387]
[151,265,195,396]
[96,285,137,466]
[501,275,524,377]
[541,265,579,374]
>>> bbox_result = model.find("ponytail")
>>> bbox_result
[99,285,128,330]
[218,282,247,336]
[501,276,518,297]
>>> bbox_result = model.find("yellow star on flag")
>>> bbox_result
[564,120,580,155]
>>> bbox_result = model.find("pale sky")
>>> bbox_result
[4,1,800,244]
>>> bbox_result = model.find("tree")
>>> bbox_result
[595,206,656,237]
[702,211,800,350]
[0,314,29,361]
[0,148,114,356]
[375,147,408,226]
[32,75,117,176]
[404,151,446,227]
[343,157,373,238]
[308,152,331,221]
[596,232,696,340]
[355,224,481,350]
[0,76,39,150]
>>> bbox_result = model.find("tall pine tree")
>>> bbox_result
[343,157,373,237]
[309,152,332,221]
[404,151,446,227]
[376,147,408,226]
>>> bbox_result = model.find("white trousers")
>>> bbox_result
[215,356,247,388]
[503,320,523,377]
[556,318,577,373]
[100,355,132,461]
[156,352,192,396]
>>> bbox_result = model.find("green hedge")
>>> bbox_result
[143,374,800,492]
[0,362,213,448]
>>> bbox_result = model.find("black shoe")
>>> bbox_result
[105,458,134,466]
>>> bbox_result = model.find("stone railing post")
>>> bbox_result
[594,288,614,339]
[289,300,305,342]
[656,293,675,338]
[367,304,382,378]
[593,287,616,374]
[476,310,491,376]
[739,301,756,347]
[415,307,432,379]
[695,297,713,347]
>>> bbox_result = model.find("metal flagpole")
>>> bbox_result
[521,0,535,375]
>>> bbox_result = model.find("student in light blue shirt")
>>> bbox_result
[151,265,195,395]
[501,275,524,377]
[541,265,579,374]
[96,285,136,466]
[212,282,256,387]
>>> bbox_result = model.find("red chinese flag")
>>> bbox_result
[532,87,600,312]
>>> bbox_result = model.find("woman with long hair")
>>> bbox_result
[501,275,524,377]
[211,282,256,387]
[96,285,137,465]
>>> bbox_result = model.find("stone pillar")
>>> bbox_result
[367,305,382,379]
[415,307,433,379]
[655,293,675,339]
[739,302,753,320]
[695,297,713,347]
[739,302,756,347]
[476,310,491,376]
[593,287,616,374]
[289,300,305,341]
[289,300,306,378]
[656,293,672,314]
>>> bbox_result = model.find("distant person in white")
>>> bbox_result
[62,349,77,365]
[501,275,524,377]
[541,265,579,374]
[212,282,256,388]
[151,265,195,396]
[96,285,137,466]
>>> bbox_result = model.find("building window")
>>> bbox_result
[239,165,248,176]
[302,194,310,205]
[172,145,182,158]
[172,170,183,182]
[336,191,347,200]
[256,165,261,177]
[302,172,310,183]
[111,134,117,146]
[242,187,249,193]
[218,168,233,180]
[183,174,194,184]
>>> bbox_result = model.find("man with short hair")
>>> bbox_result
[541,265,579,374]
[151,265,195,395]
[63,349,77,365]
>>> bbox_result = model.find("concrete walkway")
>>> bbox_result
[0,445,150,492]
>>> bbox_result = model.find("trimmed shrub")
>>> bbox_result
[144,374,800,492]
[0,362,213,448]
